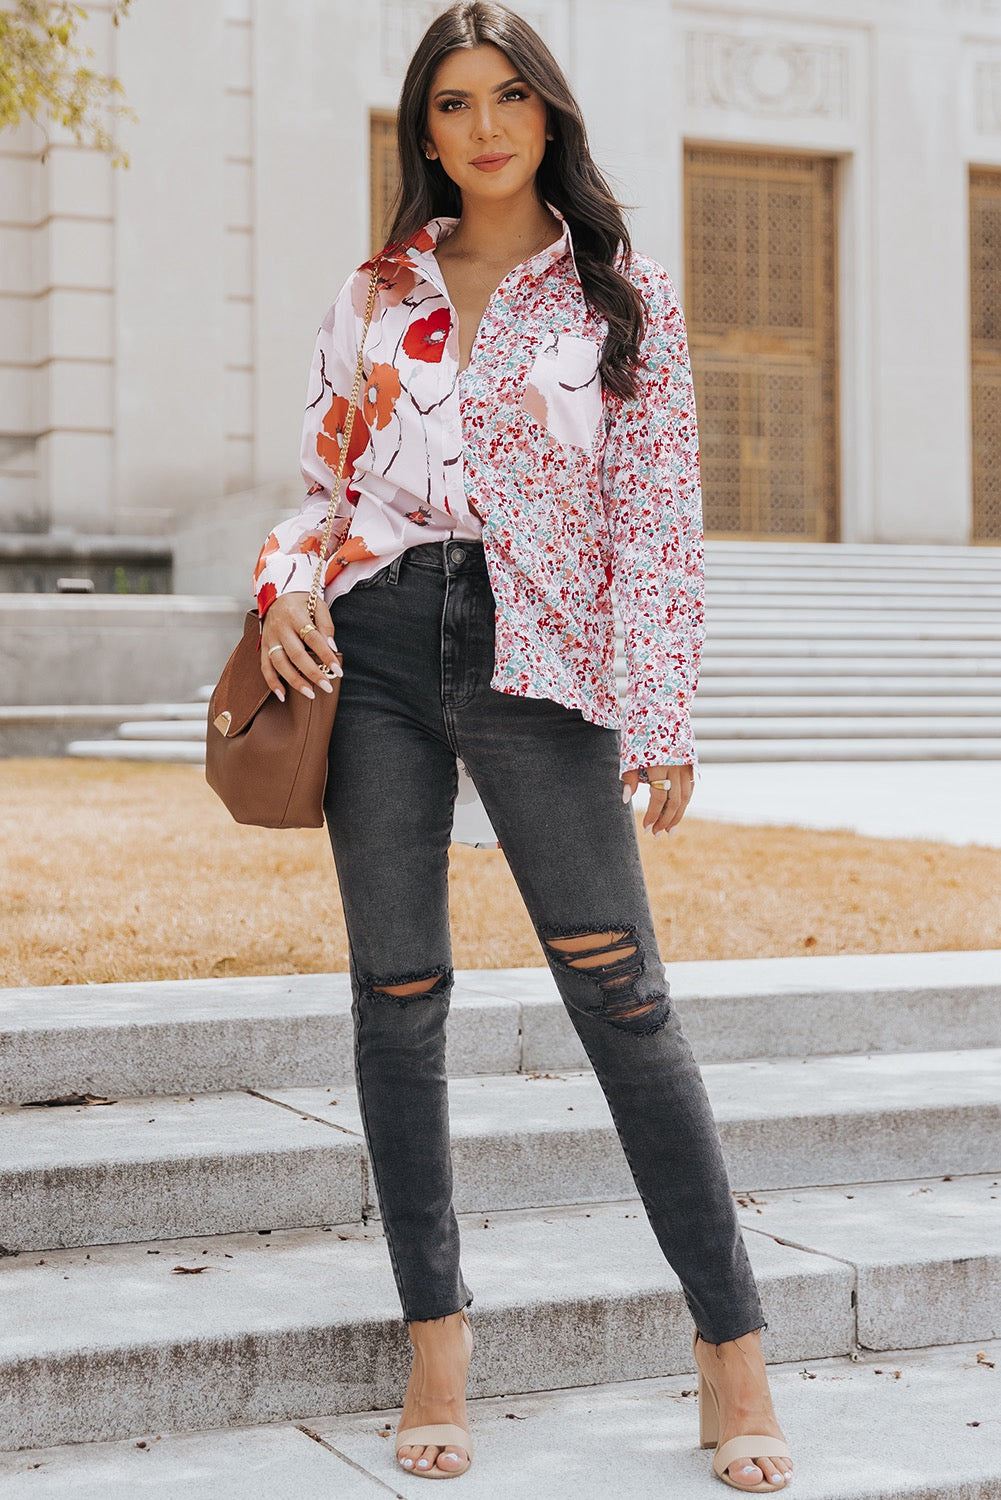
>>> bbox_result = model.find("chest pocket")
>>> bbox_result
[520,331,603,452]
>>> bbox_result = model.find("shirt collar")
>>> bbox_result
[375,201,581,287]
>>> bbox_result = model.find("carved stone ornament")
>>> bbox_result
[686,31,851,121]
[944,0,1001,16]
[976,58,1001,133]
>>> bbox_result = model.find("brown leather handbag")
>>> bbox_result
[205,265,380,828]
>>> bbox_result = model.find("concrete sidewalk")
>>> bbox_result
[654,760,1001,847]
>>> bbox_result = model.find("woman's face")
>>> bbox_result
[424,43,550,206]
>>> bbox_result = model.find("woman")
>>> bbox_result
[254,3,794,1490]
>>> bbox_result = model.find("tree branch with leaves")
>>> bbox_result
[0,1,136,165]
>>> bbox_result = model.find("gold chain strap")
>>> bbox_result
[306,263,381,624]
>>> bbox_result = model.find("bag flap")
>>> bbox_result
[209,611,273,737]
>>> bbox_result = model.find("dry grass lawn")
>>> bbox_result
[1,759,997,987]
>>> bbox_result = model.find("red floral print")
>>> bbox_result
[402,307,451,363]
[256,580,277,619]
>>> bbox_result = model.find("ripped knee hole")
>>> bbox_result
[371,975,442,998]
[545,929,659,1021]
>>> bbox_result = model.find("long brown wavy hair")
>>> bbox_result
[384,1,647,400]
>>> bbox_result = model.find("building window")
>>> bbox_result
[370,110,400,257]
[684,145,839,542]
[971,168,1001,544]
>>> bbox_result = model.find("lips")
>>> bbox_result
[471,154,512,170]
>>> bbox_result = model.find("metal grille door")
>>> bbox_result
[370,111,399,256]
[684,146,840,541]
[971,168,1001,544]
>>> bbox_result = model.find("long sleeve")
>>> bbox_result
[600,259,706,772]
[252,274,365,616]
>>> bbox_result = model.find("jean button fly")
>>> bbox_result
[449,546,466,565]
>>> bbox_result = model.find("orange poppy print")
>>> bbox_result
[323,533,377,587]
[253,532,279,584]
[316,393,370,479]
[292,529,324,557]
[363,363,402,430]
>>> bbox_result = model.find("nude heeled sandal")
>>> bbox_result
[396,1309,474,1479]
[693,1330,793,1493]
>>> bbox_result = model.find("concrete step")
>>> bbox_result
[696,737,1001,759]
[65,739,205,763]
[105,712,1001,744]
[117,720,206,739]
[708,606,1000,623]
[692,716,1001,737]
[0,1202,868,1450]
[699,658,1001,677]
[231,1336,1001,1500]
[699,637,1001,655]
[691,696,1001,716]
[3,1337,999,1498]
[4,1049,999,1253]
[0,704,209,755]
[694,675,1001,694]
[3,1175,999,1453]
[703,537,1001,563]
[3,954,997,1104]
[705,576,1001,597]
[702,625,1001,644]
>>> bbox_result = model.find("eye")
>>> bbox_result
[436,97,465,112]
[502,88,529,101]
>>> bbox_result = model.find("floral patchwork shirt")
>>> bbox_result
[253,209,705,773]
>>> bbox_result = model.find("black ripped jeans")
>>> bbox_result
[324,539,766,1342]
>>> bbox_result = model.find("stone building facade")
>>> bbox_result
[1,0,999,596]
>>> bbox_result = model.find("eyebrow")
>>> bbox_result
[432,76,528,99]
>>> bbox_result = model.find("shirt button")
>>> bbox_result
[449,546,466,564]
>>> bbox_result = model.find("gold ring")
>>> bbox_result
[267,644,285,657]
[648,779,670,790]
[299,622,319,640]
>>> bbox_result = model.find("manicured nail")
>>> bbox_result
[326,638,336,650]
[318,678,333,693]
[274,688,285,703]
[300,685,315,700]
[622,784,632,804]
[329,661,343,677]
[417,1459,430,1468]
[400,1459,413,1468]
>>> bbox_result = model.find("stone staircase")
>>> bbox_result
[1,951,999,1495]
[57,540,1001,766]
[694,540,1001,760]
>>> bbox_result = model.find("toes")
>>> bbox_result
[727,1457,791,1488]
[413,1444,437,1471]
[434,1446,470,1473]
[727,1461,765,1488]
[400,1443,469,1475]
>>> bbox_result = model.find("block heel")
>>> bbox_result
[692,1329,794,1492]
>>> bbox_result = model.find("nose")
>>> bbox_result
[471,102,501,140]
